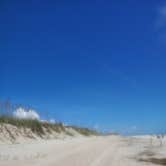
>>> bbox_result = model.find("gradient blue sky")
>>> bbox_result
[1,0,166,134]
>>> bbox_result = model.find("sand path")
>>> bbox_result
[0,136,162,166]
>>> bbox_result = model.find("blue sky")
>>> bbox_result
[0,0,166,134]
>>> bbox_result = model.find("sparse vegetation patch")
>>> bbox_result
[139,158,166,165]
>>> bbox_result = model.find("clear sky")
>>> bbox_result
[0,0,166,134]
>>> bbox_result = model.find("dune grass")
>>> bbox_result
[66,125,99,136]
[0,116,99,137]
[0,116,67,135]
[139,158,166,165]
[0,116,45,135]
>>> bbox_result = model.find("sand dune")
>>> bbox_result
[0,135,165,166]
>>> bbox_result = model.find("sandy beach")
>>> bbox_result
[0,135,165,166]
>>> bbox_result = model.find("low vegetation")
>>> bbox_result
[66,125,99,136]
[139,158,166,165]
[0,116,44,135]
[0,116,99,137]
[0,100,100,138]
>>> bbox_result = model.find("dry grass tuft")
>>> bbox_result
[139,158,166,165]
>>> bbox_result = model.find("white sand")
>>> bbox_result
[0,135,166,166]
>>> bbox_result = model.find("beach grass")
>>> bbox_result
[0,115,99,136]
